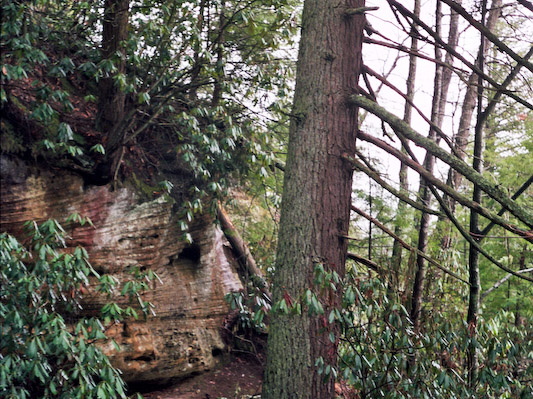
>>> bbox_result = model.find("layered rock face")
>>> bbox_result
[0,155,243,383]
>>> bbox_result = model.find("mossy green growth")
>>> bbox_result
[127,172,176,204]
[0,119,26,153]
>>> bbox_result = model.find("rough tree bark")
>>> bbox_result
[97,0,130,177]
[262,1,365,398]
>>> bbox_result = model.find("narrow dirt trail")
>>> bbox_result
[139,355,264,399]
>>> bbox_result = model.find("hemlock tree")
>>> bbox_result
[262,1,365,398]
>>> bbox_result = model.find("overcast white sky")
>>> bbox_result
[355,0,533,197]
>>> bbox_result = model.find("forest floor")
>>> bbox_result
[139,354,264,399]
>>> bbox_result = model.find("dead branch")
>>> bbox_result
[517,0,533,12]
[217,203,272,302]
[344,153,442,217]
[364,65,459,158]
[479,46,533,125]
[385,0,533,110]
[479,175,533,238]
[364,37,462,72]
[346,252,383,274]
[481,268,533,300]
[350,205,470,285]
[344,6,379,16]
[440,0,533,73]
[353,131,533,240]
[422,169,533,283]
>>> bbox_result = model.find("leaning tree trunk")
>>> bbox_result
[262,1,365,398]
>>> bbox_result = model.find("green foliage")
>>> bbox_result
[224,178,283,274]
[347,89,533,396]
[225,282,270,332]
[1,0,298,211]
[1,0,96,158]
[0,217,156,398]
[335,273,532,399]
[477,68,533,320]
[264,264,531,398]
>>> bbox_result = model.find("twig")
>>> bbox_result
[350,205,470,285]
[481,268,533,300]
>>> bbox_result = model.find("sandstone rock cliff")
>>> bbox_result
[0,154,243,384]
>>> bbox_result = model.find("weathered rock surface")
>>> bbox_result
[0,155,243,384]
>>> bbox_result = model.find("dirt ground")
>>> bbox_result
[139,354,264,399]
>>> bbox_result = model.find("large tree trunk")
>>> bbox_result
[262,1,365,398]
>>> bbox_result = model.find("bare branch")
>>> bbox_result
[350,205,470,285]
[354,130,533,240]
[344,6,379,16]
[440,0,533,73]
[346,252,383,273]
[517,0,533,12]
[481,268,533,300]
[385,0,533,110]
[364,38,463,72]
[479,175,533,237]
[350,95,533,229]
[479,46,533,125]
[364,65,460,158]
[423,169,533,283]
[343,153,442,217]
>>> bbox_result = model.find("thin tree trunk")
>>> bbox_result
[410,0,444,332]
[444,0,503,216]
[415,0,463,317]
[514,247,527,327]
[352,126,533,280]
[368,176,373,261]
[96,0,130,180]
[436,1,461,130]
[390,0,420,295]
[467,0,488,388]
[387,0,532,110]
[349,96,533,231]
[97,0,129,145]
[263,1,365,397]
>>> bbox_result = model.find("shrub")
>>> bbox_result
[0,217,153,399]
